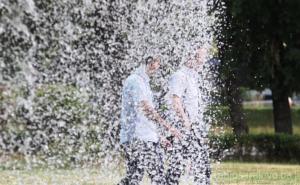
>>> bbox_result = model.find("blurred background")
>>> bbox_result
[211,0,300,164]
[1,0,300,184]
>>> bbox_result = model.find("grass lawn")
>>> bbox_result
[212,162,300,185]
[0,162,299,185]
[216,107,300,135]
[244,107,300,135]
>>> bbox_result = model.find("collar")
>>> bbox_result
[135,65,150,83]
[182,65,198,78]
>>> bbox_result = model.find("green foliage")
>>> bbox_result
[217,0,300,91]
[205,105,230,126]
[0,84,106,168]
[210,132,237,150]
[34,84,89,118]
[212,133,300,163]
[0,86,31,131]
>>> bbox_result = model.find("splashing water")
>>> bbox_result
[0,0,227,184]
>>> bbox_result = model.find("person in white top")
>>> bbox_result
[165,48,211,185]
[119,56,181,185]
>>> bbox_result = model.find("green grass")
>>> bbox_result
[0,162,299,185]
[245,107,300,135]
[215,107,300,135]
[212,162,300,185]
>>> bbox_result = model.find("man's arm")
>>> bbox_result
[140,100,181,139]
[168,72,191,129]
[171,95,191,129]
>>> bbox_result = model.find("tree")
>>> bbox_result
[213,0,249,136]
[217,0,300,134]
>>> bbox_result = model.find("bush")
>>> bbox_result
[210,134,300,163]
[0,84,105,168]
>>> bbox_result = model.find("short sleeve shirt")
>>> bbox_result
[120,65,159,144]
[167,66,204,126]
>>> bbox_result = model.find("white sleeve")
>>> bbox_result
[131,79,148,105]
[168,72,186,98]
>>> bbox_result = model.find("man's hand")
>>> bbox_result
[172,95,191,130]
[183,116,192,130]
[160,136,172,148]
[140,100,182,140]
[168,126,182,140]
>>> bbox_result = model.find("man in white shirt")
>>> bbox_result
[119,56,181,185]
[165,48,211,185]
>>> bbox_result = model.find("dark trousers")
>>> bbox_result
[118,139,165,185]
[165,131,211,185]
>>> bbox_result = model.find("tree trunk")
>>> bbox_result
[228,85,249,136]
[270,39,293,134]
[271,88,292,134]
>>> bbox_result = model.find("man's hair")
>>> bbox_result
[185,46,206,63]
[144,56,155,65]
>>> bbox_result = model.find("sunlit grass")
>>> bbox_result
[212,125,300,135]
[211,106,300,135]
[249,126,300,135]
[0,162,299,185]
[212,162,300,185]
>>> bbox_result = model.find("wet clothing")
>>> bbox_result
[118,139,165,185]
[165,66,211,185]
[119,65,164,185]
[120,65,159,144]
[167,66,203,124]
[165,128,211,185]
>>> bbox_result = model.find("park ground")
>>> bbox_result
[0,106,299,185]
[220,106,300,135]
[0,162,299,185]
